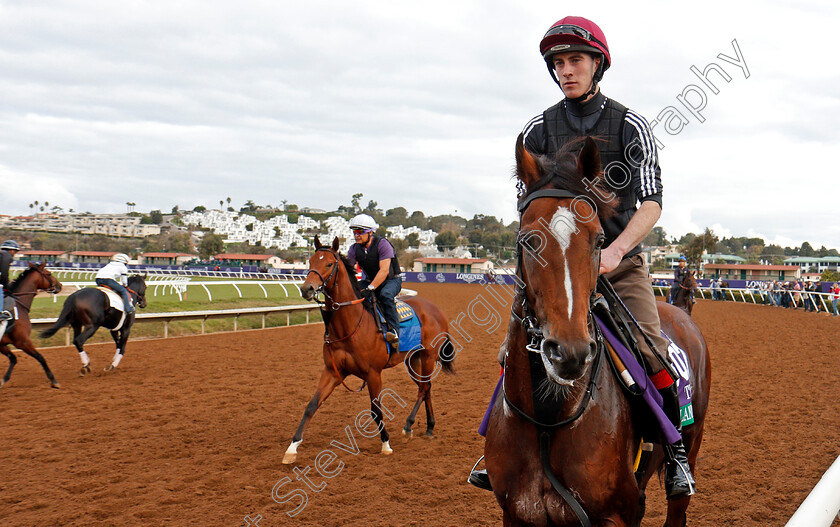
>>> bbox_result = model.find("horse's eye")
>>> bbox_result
[595,235,605,249]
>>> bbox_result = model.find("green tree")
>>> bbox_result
[821,270,840,282]
[351,193,363,213]
[642,226,668,247]
[799,242,815,257]
[435,231,458,253]
[681,228,718,270]
[149,210,163,224]
[193,205,206,213]
[199,233,225,259]
[406,232,420,247]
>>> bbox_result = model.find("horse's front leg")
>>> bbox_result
[282,368,340,464]
[367,371,393,455]
[104,328,128,371]
[0,344,16,388]
[17,336,59,388]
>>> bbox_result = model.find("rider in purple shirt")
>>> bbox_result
[347,214,403,346]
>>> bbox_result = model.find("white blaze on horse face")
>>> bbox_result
[547,205,577,320]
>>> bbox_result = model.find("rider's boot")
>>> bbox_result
[658,383,697,500]
[467,456,493,491]
[0,310,11,322]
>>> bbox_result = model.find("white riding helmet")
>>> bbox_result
[349,214,378,232]
[1,239,20,251]
[112,253,130,264]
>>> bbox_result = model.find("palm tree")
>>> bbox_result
[220,200,224,209]
[226,197,231,207]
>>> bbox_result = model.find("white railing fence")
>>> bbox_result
[784,454,840,527]
[653,286,838,313]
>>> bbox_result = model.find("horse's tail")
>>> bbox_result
[39,301,74,338]
[437,336,456,375]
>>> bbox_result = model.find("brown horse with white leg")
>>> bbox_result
[0,263,63,388]
[483,136,710,527]
[282,236,456,464]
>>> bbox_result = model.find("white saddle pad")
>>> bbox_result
[97,286,125,312]
[96,287,128,331]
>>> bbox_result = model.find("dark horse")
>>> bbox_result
[40,275,147,374]
[283,236,455,464]
[0,263,63,388]
[483,136,711,526]
[673,270,698,316]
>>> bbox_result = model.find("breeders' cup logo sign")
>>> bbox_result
[457,273,484,283]
[435,273,446,283]
[417,272,427,282]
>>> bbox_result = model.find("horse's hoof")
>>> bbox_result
[79,364,91,376]
[51,382,61,389]
[0,379,5,388]
[104,365,115,372]
[281,453,297,465]
[381,441,393,455]
[425,431,435,439]
[402,429,412,441]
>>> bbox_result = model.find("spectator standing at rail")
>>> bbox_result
[346,213,402,346]
[831,283,840,316]
[0,239,21,321]
[95,253,135,314]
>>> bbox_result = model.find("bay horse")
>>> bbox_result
[40,275,147,374]
[282,236,455,464]
[483,136,711,527]
[673,271,698,316]
[0,263,63,388]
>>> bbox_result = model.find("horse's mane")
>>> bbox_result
[338,252,375,315]
[521,137,619,223]
[7,267,35,293]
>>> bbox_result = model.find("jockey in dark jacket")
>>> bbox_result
[469,16,696,500]
[0,240,20,322]
[346,214,402,346]
[670,256,689,304]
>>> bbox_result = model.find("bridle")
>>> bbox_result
[305,247,369,393]
[10,266,61,297]
[502,186,605,527]
[305,248,366,311]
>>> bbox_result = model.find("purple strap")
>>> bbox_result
[478,375,504,437]
[594,316,681,445]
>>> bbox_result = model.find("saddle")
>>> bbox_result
[96,286,129,331]
[372,299,422,353]
[1,297,16,335]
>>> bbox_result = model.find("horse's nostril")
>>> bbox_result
[589,340,597,356]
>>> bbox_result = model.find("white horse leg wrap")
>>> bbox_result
[111,352,123,368]
[79,351,90,366]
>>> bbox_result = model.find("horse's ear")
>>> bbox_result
[314,235,322,249]
[515,133,541,188]
[331,237,340,252]
[28,261,36,269]
[578,137,602,182]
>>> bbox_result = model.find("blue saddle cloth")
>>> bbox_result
[376,299,422,353]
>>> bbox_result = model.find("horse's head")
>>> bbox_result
[514,134,617,384]
[30,262,62,294]
[302,236,352,302]
[129,275,147,309]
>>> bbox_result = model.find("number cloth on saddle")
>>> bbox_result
[375,299,422,352]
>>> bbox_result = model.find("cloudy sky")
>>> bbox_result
[1,0,838,249]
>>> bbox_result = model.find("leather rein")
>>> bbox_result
[501,187,602,527]
[306,248,369,393]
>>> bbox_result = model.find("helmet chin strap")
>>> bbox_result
[566,79,598,104]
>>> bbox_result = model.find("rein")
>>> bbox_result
[308,248,369,393]
[508,185,599,527]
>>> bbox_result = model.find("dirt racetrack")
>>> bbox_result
[2,282,839,526]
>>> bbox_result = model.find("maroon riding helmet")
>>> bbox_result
[540,16,611,90]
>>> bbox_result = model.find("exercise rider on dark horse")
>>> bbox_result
[40,253,147,373]
[469,16,696,502]
[669,256,690,305]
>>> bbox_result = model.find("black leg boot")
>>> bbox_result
[658,384,697,500]
[467,456,493,491]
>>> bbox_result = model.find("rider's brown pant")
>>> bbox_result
[605,254,672,376]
